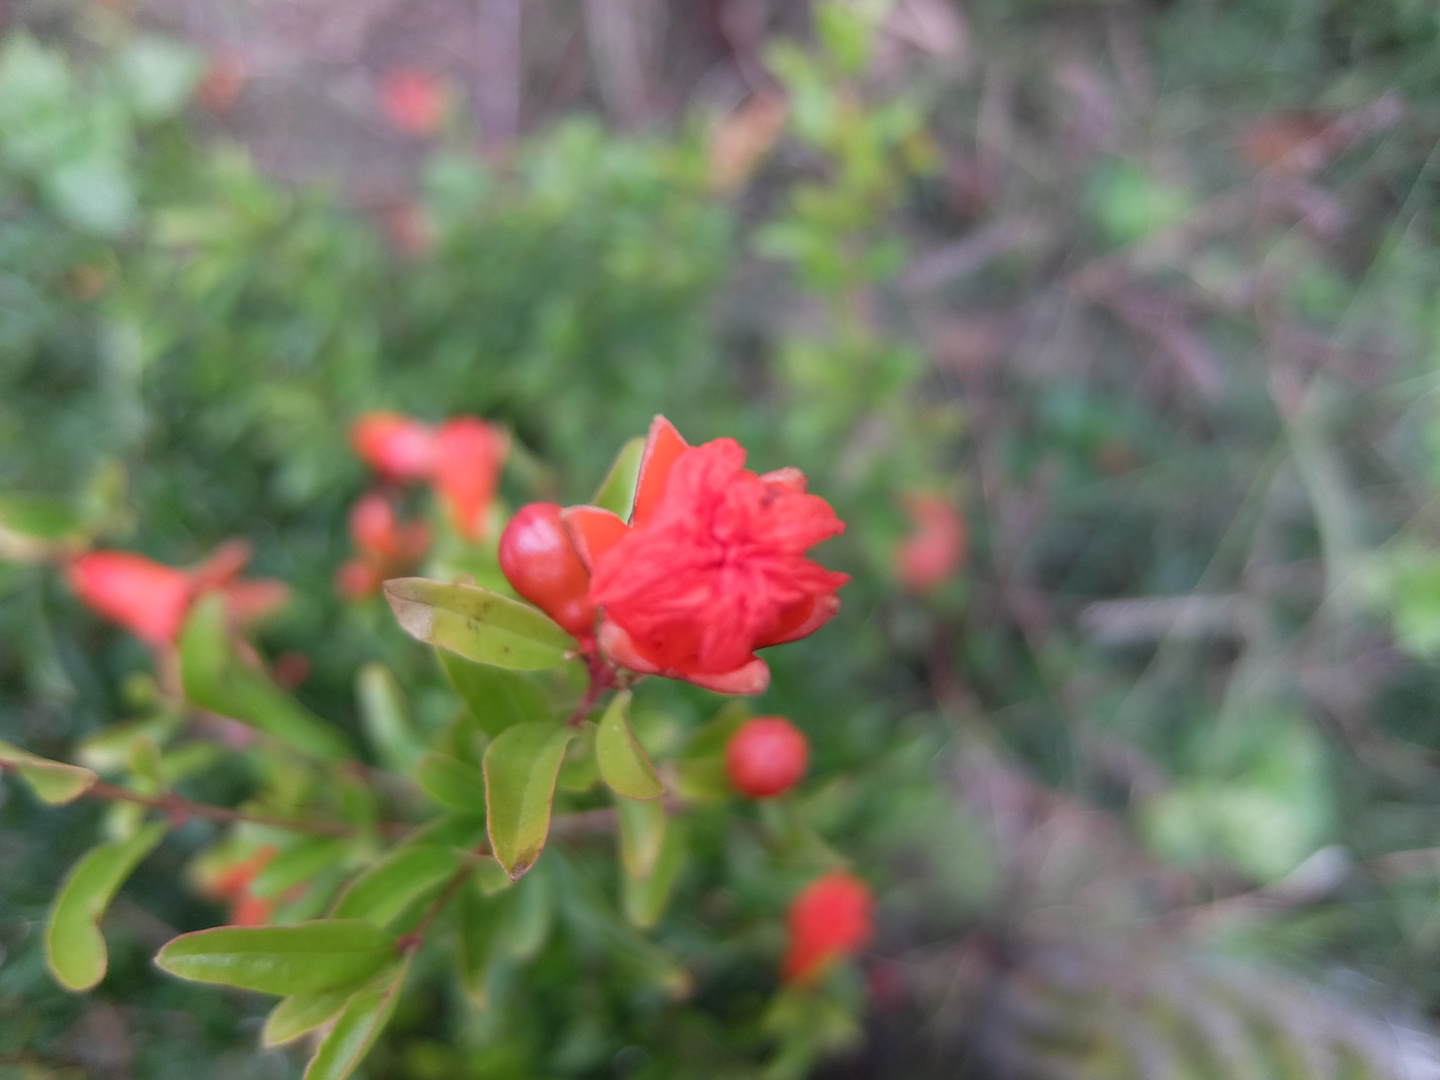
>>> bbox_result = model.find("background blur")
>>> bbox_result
[7,0,1440,1077]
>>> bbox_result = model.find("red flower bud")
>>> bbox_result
[350,412,436,482]
[894,493,966,592]
[432,417,507,542]
[499,503,596,641]
[781,872,874,984]
[335,558,384,600]
[379,68,444,136]
[567,416,848,695]
[725,716,808,798]
[350,493,402,561]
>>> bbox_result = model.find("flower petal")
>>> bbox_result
[562,505,630,573]
[756,592,842,648]
[630,415,689,528]
[683,658,770,696]
[597,618,664,674]
[759,467,807,494]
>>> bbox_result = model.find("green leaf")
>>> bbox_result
[596,691,663,800]
[77,710,183,774]
[683,702,752,758]
[261,988,353,1047]
[0,492,83,540]
[155,920,395,995]
[624,819,687,928]
[180,596,350,760]
[616,796,667,880]
[47,823,165,991]
[504,862,554,961]
[439,652,552,736]
[483,722,576,880]
[673,703,750,803]
[411,752,489,814]
[457,886,508,1007]
[557,722,600,792]
[590,436,644,518]
[303,957,410,1080]
[356,663,426,772]
[114,36,201,120]
[385,578,576,670]
[0,738,97,805]
[250,838,351,900]
[331,845,464,927]
[404,812,490,852]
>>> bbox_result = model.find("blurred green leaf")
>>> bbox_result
[251,838,352,900]
[261,988,353,1047]
[0,738,97,805]
[46,822,165,991]
[557,721,600,792]
[114,37,201,120]
[439,652,552,736]
[179,595,351,760]
[483,722,575,879]
[596,690,662,800]
[623,818,687,928]
[356,663,426,772]
[411,752,490,814]
[154,920,395,995]
[331,844,464,927]
[302,957,410,1080]
[616,796,667,881]
[385,578,576,670]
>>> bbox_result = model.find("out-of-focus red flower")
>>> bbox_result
[69,542,287,646]
[894,493,966,592]
[380,69,444,136]
[725,716,808,798]
[498,502,597,643]
[781,871,874,984]
[564,416,847,695]
[198,846,277,927]
[195,48,248,112]
[272,650,311,688]
[350,412,437,482]
[432,417,508,542]
[335,558,385,600]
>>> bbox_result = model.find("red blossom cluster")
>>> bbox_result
[379,69,445,136]
[498,416,848,696]
[68,540,287,647]
[341,411,508,597]
[781,871,875,984]
[196,846,277,927]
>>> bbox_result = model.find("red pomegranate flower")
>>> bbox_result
[894,492,966,592]
[69,541,287,647]
[379,69,444,136]
[563,416,847,695]
[350,412,437,482]
[432,417,508,542]
[337,493,432,599]
[781,871,874,984]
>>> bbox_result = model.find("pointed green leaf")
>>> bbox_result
[596,691,663,800]
[47,823,165,991]
[303,957,410,1080]
[250,838,351,900]
[180,596,350,760]
[624,819,688,928]
[411,752,489,814]
[77,712,181,774]
[261,988,353,1047]
[356,663,425,772]
[331,845,464,927]
[155,920,395,995]
[0,492,83,540]
[557,722,599,792]
[590,436,644,518]
[384,578,575,670]
[616,796,667,880]
[0,738,97,805]
[439,652,552,736]
[483,722,576,880]
[504,862,554,960]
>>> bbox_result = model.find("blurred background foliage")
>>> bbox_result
[6,0,1440,1076]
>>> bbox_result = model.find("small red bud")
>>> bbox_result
[782,871,874,984]
[350,412,436,482]
[499,503,597,641]
[335,558,383,600]
[350,493,401,561]
[725,716,808,798]
[433,417,506,542]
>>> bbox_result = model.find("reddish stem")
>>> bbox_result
[566,652,617,726]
